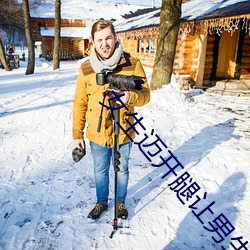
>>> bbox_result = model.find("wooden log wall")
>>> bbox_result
[134,53,156,68]
[120,39,137,54]
[61,38,74,52]
[120,31,200,77]
[120,38,156,68]
[203,33,216,82]
[240,35,250,79]
[72,38,88,55]
[184,35,198,79]
[32,18,86,29]
[41,37,53,58]
[41,37,86,58]
[173,34,185,75]
[173,34,199,80]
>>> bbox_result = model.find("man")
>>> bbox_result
[73,20,150,220]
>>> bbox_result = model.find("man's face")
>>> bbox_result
[93,27,117,60]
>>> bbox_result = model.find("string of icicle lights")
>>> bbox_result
[179,16,250,36]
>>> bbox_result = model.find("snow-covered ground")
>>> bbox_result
[0,50,249,250]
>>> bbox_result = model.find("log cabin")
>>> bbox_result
[30,1,152,61]
[115,0,250,92]
[31,18,92,60]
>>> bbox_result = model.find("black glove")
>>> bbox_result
[72,146,86,162]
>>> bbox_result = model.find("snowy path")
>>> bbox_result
[0,59,249,249]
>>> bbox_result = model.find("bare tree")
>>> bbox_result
[0,37,11,71]
[22,0,35,75]
[53,0,61,70]
[0,0,23,71]
[29,0,47,8]
[0,0,24,37]
[151,0,182,90]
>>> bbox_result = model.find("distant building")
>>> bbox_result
[31,18,92,60]
[30,1,151,60]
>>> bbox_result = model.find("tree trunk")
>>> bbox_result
[0,37,11,71]
[53,0,61,70]
[151,0,182,90]
[22,0,35,75]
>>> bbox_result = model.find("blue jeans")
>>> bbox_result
[90,141,132,205]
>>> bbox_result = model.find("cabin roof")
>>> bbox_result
[40,27,91,39]
[182,0,250,21]
[115,8,160,33]
[115,0,250,32]
[30,0,151,20]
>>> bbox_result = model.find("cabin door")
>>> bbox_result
[216,30,239,79]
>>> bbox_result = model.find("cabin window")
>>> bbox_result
[137,39,143,53]
[137,38,156,54]
[150,38,155,53]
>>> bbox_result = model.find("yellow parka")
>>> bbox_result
[72,52,150,148]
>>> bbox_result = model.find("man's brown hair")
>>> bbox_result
[91,20,116,40]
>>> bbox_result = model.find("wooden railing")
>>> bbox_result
[46,51,83,61]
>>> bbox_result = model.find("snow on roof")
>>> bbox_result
[30,0,151,20]
[182,0,250,21]
[114,8,160,32]
[40,27,91,39]
[115,0,250,32]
